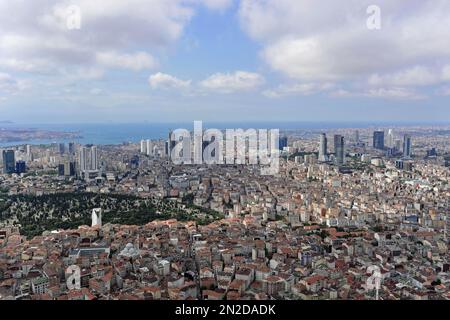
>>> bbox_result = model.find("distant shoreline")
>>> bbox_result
[1,121,449,147]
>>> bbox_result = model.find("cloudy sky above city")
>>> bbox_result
[0,0,449,123]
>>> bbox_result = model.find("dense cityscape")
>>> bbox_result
[0,125,449,300]
[1,0,450,308]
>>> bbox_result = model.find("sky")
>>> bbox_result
[0,0,449,124]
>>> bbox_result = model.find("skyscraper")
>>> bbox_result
[68,142,76,155]
[334,135,345,166]
[395,139,402,152]
[279,136,288,151]
[168,131,176,159]
[164,141,170,158]
[2,150,15,174]
[318,133,328,162]
[140,140,147,154]
[79,147,88,172]
[354,130,360,144]
[59,143,66,155]
[58,163,65,176]
[146,140,152,156]
[26,144,32,161]
[373,131,385,150]
[68,161,76,176]
[403,134,412,159]
[15,160,26,174]
[90,146,98,170]
[387,129,395,148]
[79,145,98,174]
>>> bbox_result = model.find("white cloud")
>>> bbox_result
[442,65,450,81]
[331,89,353,98]
[90,88,103,95]
[149,72,191,90]
[0,72,29,93]
[200,0,234,11]
[96,51,157,71]
[437,86,450,96]
[0,58,52,72]
[239,0,450,86]
[366,88,426,100]
[264,82,334,98]
[60,67,105,81]
[200,71,264,93]
[368,66,440,87]
[0,0,196,74]
[332,87,426,100]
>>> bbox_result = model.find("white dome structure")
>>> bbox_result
[118,243,140,258]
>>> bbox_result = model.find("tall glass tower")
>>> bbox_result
[2,150,15,174]
[403,134,412,159]
[373,131,385,150]
[334,135,345,166]
[319,133,328,162]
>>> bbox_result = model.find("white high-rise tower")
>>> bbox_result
[90,146,98,170]
[146,140,152,156]
[91,208,102,228]
[387,129,394,148]
[140,140,147,154]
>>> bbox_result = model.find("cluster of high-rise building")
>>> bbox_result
[371,130,412,159]
[1,150,28,175]
[316,129,414,170]
[1,142,102,181]
[317,133,345,165]
[140,139,157,156]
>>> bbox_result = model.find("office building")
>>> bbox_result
[354,130,360,144]
[15,160,26,174]
[279,136,288,151]
[140,140,147,154]
[403,135,412,159]
[168,131,176,159]
[79,147,88,172]
[59,161,76,176]
[395,139,402,152]
[58,164,65,176]
[90,146,98,170]
[78,145,98,175]
[59,143,66,155]
[426,148,437,158]
[146,139,153,156]
[26,145,32,161]
[318,133,328,162]
[164,141,170,158]
[68,161,76,176]
[68,142,76,155]
[444,155,450,167]
[2,150,15,174]
[373,131,385,150]
[334,135,345,166]
[396,159,413,171]
[387,129,395,148]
